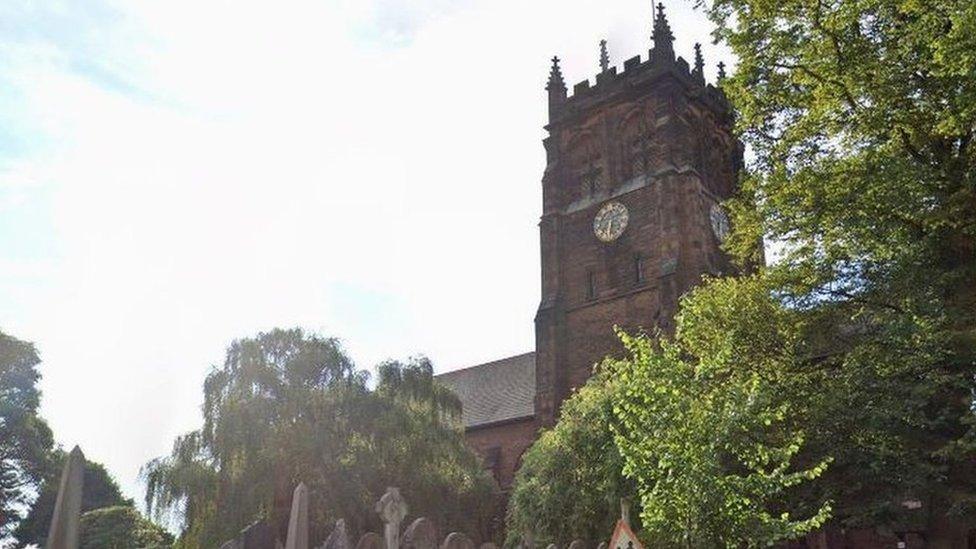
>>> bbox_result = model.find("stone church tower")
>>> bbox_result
[438,2,740,491]
[534,5,741,426]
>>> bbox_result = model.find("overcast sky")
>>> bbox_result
[0,0,733,507]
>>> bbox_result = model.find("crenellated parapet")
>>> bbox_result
[544,2,731,129]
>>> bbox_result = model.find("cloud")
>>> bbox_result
[0,0,734,510]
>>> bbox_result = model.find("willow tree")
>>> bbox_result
[144,328,495,548]
[700,0,976,539]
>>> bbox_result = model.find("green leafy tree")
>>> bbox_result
[0,330,53,539]
[78,506,173,549]
[608,276,831,548]
[698,0,976,538]
[144,328,495,548]
[13,450,131,547]
[505,375,633,548]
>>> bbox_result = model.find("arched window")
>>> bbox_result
[567,134,603,200]
[620,114,651,181]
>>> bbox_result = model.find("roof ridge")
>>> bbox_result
[435,351,535,377]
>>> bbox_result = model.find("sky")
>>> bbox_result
[0,0,734,508]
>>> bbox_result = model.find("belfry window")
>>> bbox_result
[581,165,601,198]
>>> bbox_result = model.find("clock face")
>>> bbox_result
[709,203,730,241]
[594,201,629,242]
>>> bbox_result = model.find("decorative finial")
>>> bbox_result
[547,56,566,91]
[651,2,675,62]
[599,40,610,73]
[693,43,705,82]
[717,61,727,81]
[546,55,568,119]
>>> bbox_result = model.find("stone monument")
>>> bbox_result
[285,483,310,549]
[45,446,85,549]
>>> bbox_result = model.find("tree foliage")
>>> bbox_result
[143,328,495,548]
[609,276,831,548]
[0,330,53,539]
[505,374,633,548]
[698,0,976,536]
[78,506,173,549]
[13,450,131,547]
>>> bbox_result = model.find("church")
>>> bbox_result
[436,3,740,491]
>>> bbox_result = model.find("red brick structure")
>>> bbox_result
[435,5,976,548]
[437,2,739,491]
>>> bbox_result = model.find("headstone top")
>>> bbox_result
[440,532,475,549]
[355,532,383,549]
[320,519,351,549]
[376,487,408,524]
[403,517,438,549]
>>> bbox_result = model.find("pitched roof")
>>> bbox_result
[436,352,535,429]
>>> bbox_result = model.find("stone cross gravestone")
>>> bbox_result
[375,487,408,549]
[46,446,85,549]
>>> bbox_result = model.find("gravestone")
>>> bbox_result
[375,487,408,549]
[285,483,310,549]
[403,517,438,549]
[440,532,475,549]
[544,544,557,549]
[568,540,585,549]
[356,532,384,549]
[320,519,351,549]
[46,446,85,549]
[241,519,276,549]
[597,543,607,549]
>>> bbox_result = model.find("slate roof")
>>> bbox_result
[436,352,536,429]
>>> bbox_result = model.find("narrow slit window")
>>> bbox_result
[635,255,646,284]
[587,271,597,300]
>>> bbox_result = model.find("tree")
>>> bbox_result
[144,328,495,548]
[608,276,831,548]
[13,450,131,547]
[699,0,976,538]
[0,330,53,539]
[505,374,633,548]
[78,506,173,549]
